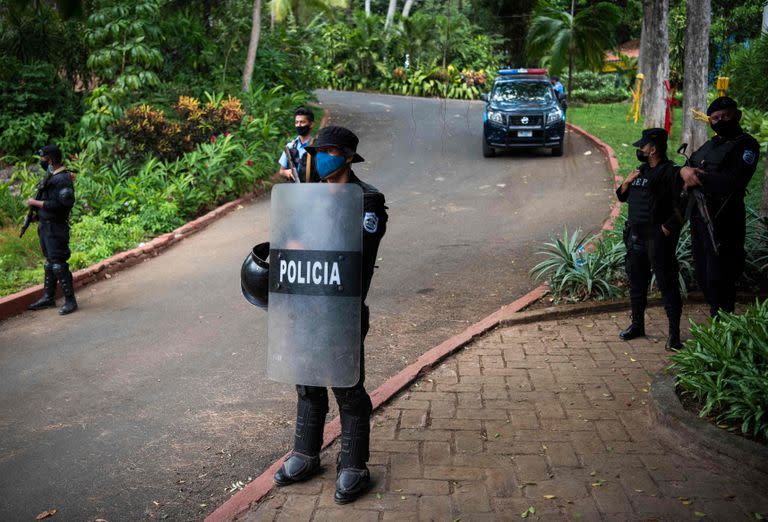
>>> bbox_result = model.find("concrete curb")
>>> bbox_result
[649,373,768,484]
[0,187,267,321]
[205,120,626,522]
[0,102,332,323]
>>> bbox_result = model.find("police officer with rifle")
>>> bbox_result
[678,97,760,317]
[24,145,78,315]
[617,128,684,350]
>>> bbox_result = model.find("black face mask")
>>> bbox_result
[636,149,649,163]
[296,125,311,137]
[711,119,739,138]
[40,160,49,172]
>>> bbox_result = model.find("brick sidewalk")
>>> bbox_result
[242,304,768,521]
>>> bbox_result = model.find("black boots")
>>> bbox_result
[274,452,321,486]
[334,414,371,504]
[27,262,77,314]
[27,263,57,310]
[666,316,682,351]
[54,263,77,315]
[274,396,326,486]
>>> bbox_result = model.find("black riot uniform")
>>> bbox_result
[617,128,684,349]
[274,126,388,505]
[27,144,78,315]
[686,97,760,317]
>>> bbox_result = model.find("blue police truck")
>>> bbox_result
[481,69,566,157]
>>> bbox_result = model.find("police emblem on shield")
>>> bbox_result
[268,183,363,387]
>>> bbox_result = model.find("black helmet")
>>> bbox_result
[241,242,270,308]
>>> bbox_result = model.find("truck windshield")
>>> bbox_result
[491,81,554,104]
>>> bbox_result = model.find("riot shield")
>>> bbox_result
[268,183,363,387]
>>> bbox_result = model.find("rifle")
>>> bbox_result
[676,143,719,255]
[19,168,52,238]
[283,145,301,184]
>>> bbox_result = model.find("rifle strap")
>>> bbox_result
[305,136,313,183]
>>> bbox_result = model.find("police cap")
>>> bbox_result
[632,128,668,148]
[305,126,364,163]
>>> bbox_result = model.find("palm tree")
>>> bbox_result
[526,0,621,95]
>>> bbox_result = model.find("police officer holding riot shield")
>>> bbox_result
[678,97,760,317]
[617,129,684,350]
[26,144,78,315]
[272,126,387,504]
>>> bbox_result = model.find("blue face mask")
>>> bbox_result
[316,151,347,179]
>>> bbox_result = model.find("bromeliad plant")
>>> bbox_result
[669,299,768,441]
[531,227,625,302]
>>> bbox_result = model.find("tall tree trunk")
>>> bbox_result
[242,0,262,92]
[763,9,768,217]
[402,0,416,17]
[365,0,371,17]
[566,0,574,95]
[270,0,275,30]
[681,0,710,152]
[763,2,768,33]
[640,0,669,128]
[385,0,397,30]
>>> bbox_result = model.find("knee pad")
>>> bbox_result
[51,262,69,276]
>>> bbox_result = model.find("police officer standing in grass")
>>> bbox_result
[273,126,387,504]
[26,144,78,315]
[617,128,684,350]
[678,97,760,317]
[278,107,318,183]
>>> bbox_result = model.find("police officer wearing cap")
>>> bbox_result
[26,144,78,315]
[273,126,388,504]
[678,96,760,317]
[617,128,684,350]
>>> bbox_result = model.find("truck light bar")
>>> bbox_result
[498,68,548,75]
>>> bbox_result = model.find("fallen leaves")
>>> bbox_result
[36,510,57,520]
[521,506,536,518]
[543,495,557,500]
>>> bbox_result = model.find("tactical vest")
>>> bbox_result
[627,168,653,225]
[689,135,742,177]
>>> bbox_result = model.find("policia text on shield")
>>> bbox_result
[241,126,388,505]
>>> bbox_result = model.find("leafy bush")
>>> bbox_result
[669,298,768,441]
[0,58,82,158]
[69,214,147,269]
[740,108,768,148]
[531,227,625,302]
[569,87,628,104]
[745,209,768,281]
[726,34,768,112]
[110,94,245,163]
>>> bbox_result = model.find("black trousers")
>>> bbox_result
[691,214,745,317]
[293,306,372,466]
[38,220,71,263]
[624,224,682,325]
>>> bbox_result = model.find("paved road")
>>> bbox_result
[0,90,614,521]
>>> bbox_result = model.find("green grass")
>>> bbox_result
[568,102,765,209]
[0,224,45,296]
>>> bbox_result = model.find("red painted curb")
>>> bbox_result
[205,120,626,522]
[566,122,623,232]
[0,187,266,322]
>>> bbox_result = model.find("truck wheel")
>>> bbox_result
[483,137,495,158]
[552,144,563,157]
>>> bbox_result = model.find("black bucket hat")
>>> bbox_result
[305,125,364,163]
[632,128,668,148]
[707,96,738,116]
[38,144,62,162]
